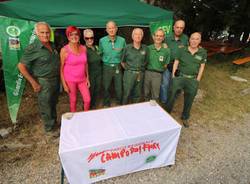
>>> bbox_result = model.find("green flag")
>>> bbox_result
[150,19,173,36]
[0,17,35,123]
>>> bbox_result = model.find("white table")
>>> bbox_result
[59,102,182,184]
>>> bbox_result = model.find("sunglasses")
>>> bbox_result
[85,37,94,40]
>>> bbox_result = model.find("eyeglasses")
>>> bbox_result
[85,37,94,40]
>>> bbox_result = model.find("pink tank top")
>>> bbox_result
[63,44,87,82]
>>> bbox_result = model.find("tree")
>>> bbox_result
[142,0,250,42]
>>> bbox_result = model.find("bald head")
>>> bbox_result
[173,20,185,37]
[189,32,202,48]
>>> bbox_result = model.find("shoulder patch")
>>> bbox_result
[194,55,202,60]
[26,44,35,50]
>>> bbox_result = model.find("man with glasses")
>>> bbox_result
[99,21,126,107]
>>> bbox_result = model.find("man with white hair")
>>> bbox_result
[121,28,147,104]
[99,21,126,107]
[18,22,60,135]
[166,32,207,128]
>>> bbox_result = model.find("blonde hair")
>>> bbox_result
[83,29,94,37]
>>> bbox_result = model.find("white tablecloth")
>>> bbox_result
[59,102,181,184]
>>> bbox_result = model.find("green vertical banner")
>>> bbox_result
[150,19,173,36]
[0,17,35,123]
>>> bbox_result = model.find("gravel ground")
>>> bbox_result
[1,112,249,184]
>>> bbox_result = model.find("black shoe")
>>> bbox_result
[182,119,190,128]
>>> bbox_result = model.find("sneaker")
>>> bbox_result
[182,119,190,128]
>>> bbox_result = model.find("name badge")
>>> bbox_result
[140,51,146,55]
[159,56,164,62]
[178,44,184,48]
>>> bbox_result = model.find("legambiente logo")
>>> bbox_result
[6,26,21,37]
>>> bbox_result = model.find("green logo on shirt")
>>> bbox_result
[6,26,21,37]
[159,56,164,62]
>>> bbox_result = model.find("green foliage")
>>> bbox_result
[146,0,250,41]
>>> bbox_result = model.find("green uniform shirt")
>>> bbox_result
[86,45,102,72]
[99,35,126,65]
[122,43,148,71]
[146,44,170,72]
[176,47,207,76]
[165,32,189,62]
[21,39,60,78]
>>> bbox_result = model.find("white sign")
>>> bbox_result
[59,102,182,184]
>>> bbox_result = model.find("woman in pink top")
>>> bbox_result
[60,26,91,112]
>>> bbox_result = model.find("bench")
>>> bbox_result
[220,47,242,54]
[201,41,242,57]
[233,56,250,65]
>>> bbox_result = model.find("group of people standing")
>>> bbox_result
[17,19,207,136]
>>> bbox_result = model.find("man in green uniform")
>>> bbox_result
[144,29,170,101]
[166,32,207,127]
[84,29,102,109]
[160,20,189,104]
[99,21,126,107]
[18,22,60,133]
[121,28,147,104]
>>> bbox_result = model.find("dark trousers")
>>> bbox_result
[144,70,162,101]
[89,69,102,108]
[102,65,122,106]
[37,77,60,132]
[122,70,144,104]
[166,76,199,120]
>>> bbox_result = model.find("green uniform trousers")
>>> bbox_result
[89,70,102,108]
[144,70,162,101]
[122,70,144,104]
[166,76,199,120]
[102,65,122,106]
[37,77,60,132]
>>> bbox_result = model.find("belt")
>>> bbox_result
[127,69,141,74]
[147,69,163,74]
[104,63,119,67]
[179,73,196,79]
[37,76,59,81]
